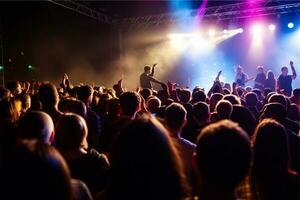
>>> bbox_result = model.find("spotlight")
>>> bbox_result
[208,29,216,37]
[223,29,228,34]
[252,25,263,34]
[268,24,276,31]
[252,25,263,48]
[238,28,243,33]
[288,22,294,29]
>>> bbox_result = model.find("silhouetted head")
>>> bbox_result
[165,103,187,132]
[261,103,287,122]
[223,94,241,105]
[139,88,152,100]
[193,101,210,125]
[179,89,192,104]
[257,66,264,74]
[77,85,94,106]
[252,89,263,99]
[292,88,300,98]
[264,88,273,98]
[268,94,287,110]
[231,105,257,137]
[38,83,59,109]
[252,119,289,176]
[196,120,251,189]
[58,97,87,119]
[6,81,22,96]
[245,92,258,107]
[0,87,11,100]
[236,65,243,74]
[18,111,54,144]
[267,70,275,79]
[4,141,71,200]
[109,116,189,199]
[119,91,141,118]
[16,93,31,113]
[0,97,22,124]
[209,93,224,112]
[147,96,161,113]
[192,90,206,104]
[216,100,233,120]
[55,113,88,153]
[144,65,151,74]
[281,66,288,76]
[107,98,121,117]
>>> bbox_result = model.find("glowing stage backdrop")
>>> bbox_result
[119,1,300,91]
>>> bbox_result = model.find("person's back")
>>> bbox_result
[182,102,210,143]
[140,72,153,89]
[106,116,189,200]
[251,119,299,200]
[230,105,257,137]
[55,113,109,196]
[38,83,63,125]
[2,141,72,200]
[165,103,196,178]
[196,120,252,200]
[77,85,101,150]
[245,92,259,120]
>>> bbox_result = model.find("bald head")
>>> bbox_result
[18,111,54,144]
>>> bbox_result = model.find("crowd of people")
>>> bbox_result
[0,61,299,200]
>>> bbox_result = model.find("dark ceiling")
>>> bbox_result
[78,0,241,18]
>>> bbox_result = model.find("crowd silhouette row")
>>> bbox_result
[0,69,299,200]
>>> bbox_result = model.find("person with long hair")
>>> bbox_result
[55,113,110,197]
[264,70,276,92]
[251,119,299,200]
[106,115,190,200]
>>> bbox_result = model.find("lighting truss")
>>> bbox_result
[47,0,112,24]
[115,0,300,30]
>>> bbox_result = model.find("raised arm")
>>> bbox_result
[215,70,222,82]
[149,76,163,85]
[290,61,297,80]
[150,63,157,77]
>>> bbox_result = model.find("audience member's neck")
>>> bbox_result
[169,128,182,139]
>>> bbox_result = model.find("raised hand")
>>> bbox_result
[290,61,294,66]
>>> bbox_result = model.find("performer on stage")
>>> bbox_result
[254,66,266,91]
[265,70,276,91]
[140,64,164,89]
[277,61,297,96]
[235,65,249,87]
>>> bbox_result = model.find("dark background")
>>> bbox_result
[0,1,115,85]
